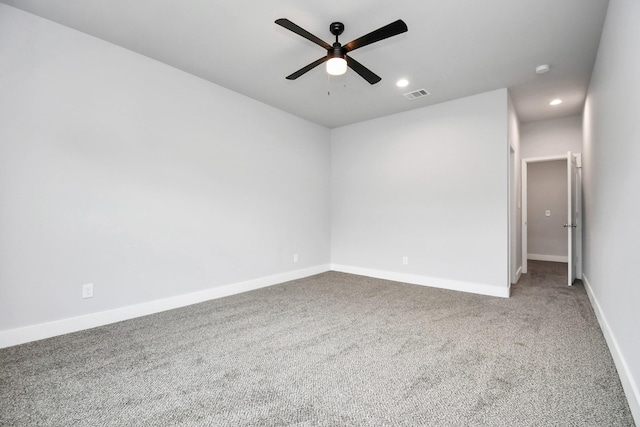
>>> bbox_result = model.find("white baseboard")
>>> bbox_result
[528,253,568,263]
[330,264,510,298]
[583,274,640,424]
[0,264,330,349]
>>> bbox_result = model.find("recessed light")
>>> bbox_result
[396,78,409,88]
[549,99,563,106]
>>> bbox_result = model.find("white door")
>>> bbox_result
[566,152,577,286]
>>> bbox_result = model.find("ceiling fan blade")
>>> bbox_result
[275,18,332,50]
[286,57,328,80]
[345,56,381,85]
[343,19,408,53]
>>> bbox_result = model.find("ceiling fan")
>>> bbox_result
[275,18,408,85]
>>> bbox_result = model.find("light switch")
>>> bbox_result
[545,210,551,217]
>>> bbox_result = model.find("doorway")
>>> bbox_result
[521,153,582,284]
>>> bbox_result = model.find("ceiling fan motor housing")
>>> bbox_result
[329,43,345,59]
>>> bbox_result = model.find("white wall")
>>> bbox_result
[527,160,567,260]
[0,5,330,335]
[331,89,510,297]
[520,115,582,159]
[582,0,640,421]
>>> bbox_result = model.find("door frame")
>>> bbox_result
[509,146,518,284]
[521,154,582,276]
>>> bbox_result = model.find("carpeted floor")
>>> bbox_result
[0,261,635,426]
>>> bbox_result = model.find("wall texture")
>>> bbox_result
[582,0,640,421]
[527,160,567,259]
[331,89,510,297]
[0,5,331,333]
[520,115,582,159]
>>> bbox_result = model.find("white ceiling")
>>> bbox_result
[1,0,609,128]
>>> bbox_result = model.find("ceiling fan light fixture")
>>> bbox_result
[326,57,347,76]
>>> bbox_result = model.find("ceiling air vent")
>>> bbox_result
[403,89,430,100]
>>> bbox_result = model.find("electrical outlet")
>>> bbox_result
[82,283,94,299]
[293,254,299,263]
[545,210,551,217]
[402,256,409,265]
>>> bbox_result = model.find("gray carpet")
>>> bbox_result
[0,261,635,426]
